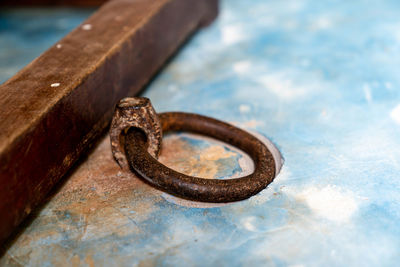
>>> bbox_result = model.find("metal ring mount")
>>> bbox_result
[110,97,276,203]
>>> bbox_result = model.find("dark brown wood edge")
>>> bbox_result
[0,0,218,244]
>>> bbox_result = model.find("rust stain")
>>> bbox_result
[2,124,258,264]
[160,135,218,179]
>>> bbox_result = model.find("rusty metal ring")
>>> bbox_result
[110,97,276,203]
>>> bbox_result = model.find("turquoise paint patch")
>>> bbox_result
[0,8,95,84]
[1,0,400,266]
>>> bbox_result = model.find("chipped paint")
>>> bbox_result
[2,0,400,265]
[1,131,269,266]
[159,133,250,180]
[81,24,92,31]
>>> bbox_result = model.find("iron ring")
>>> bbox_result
[110,97,276,203]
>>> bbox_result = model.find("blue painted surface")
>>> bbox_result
[2,1,400,266]
[0,8,94,84]
[147,0,400,265]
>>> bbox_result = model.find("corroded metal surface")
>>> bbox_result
[2,0,400,265]
[121,109,275,202]
[110,97,162,169]
[1,131,264,266]
[110,97,275,202]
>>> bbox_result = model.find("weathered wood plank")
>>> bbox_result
[0,0,218,244]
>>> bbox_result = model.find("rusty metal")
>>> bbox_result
[0,0,218,244]
[110,97,276,202]
[110,97,163,170]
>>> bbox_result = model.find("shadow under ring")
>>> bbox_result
[124,112,276,203]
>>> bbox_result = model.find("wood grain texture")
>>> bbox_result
[0,0,218,244]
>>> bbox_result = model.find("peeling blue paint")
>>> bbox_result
[1,0,400,266]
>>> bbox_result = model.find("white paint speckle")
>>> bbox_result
[56,44,62,49]
[330,249,337,256]
[300,58,311,67]
[284,20,298,30]
[390,104,400,124]
[311,17,332,31]
[233,61,251,74]
[168,85,179,92]
[257,73,308,100]
[51,83,60,88]
[385,82,393,90]
[239,104,250,113]
[242,216,257,231]
[221,25,244,45]
[298,185,358,223]
[82,24,92,31]
[363,84,372,103]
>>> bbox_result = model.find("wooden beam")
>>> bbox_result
[0,0,218,244]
